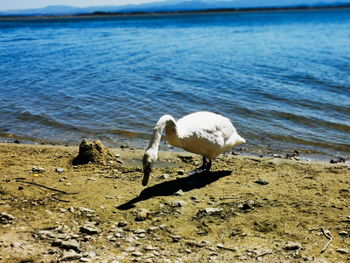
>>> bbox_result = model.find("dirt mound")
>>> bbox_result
[72,139,116,165]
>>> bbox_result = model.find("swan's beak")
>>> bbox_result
[142,165,151,186]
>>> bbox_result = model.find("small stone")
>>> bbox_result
[79,225,100,235]
[272,154,284,158]
[87,178,96,181]
[11,242,22,248]
[59,239,80,252]
[238,200,255,211]
[38,230,56,240]
[125,236,135,242]
[108,235,117,242]
[336,248,349,254]
[216,243,236,252]
[284,241,302,250]
[254,179,269,185]
[0,212,15,224]
[31,166,45,173]
[339,230,349,236]
[171,235,181,242]
[55,168,65,173]
[160,174,170,179]
[159,224,167,229]
[138,233,146,238]
[131,251,143,257]
[80,258,89,262]
[148,226,159,232]
[86,251,96,258]
[330,156,346,164]
[124,246,136,252]
[203,208,223,215]
[60,250,82,261]
[134,229,146,234]
[114,232,123,238]
[135,209,150,221]
[174,190,184,196]
[117,221,128,227]
[171,200,187,207]
[79,207,96,214]
[144,245,157,251]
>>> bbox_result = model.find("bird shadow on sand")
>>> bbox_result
[116,170,232,210]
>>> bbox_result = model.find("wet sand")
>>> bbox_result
[0,142,349,262]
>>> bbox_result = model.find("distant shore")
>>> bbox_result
[1,5,350,20]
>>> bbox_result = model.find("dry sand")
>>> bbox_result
[0,142,349,262]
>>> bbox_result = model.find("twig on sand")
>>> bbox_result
[219,196,242,200]
[121,168,142,174]
[15,179,78,195]
[50,194,71,202]
[321,227,333,253]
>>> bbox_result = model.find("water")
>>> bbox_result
[0,9,349,156]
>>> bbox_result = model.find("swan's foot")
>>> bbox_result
[188,156,212,176]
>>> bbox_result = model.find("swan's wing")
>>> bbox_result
[177,112,240,158]
[178,112,237,138]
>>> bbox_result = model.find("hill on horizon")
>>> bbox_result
[1,0,350,16]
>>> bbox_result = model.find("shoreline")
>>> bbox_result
[0,141,349,262]
[1,5,350,20]
[0,131,348,164]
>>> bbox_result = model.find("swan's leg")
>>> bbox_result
[188,156,211,176]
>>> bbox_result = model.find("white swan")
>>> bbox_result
[142,111,246,186]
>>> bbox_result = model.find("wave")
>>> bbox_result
[17,111,97,135]
[268,133,350,153]
[270,111,350,133]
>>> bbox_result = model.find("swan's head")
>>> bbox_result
[142,150,157,186]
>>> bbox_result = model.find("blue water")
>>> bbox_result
[0,9,349,155]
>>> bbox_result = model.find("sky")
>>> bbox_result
[0,0,157,11]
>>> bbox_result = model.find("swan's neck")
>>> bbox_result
[146,115,177,152]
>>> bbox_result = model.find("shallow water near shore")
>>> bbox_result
[0,9,349,156]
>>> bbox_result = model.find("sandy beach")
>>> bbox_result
[0,141,349,262]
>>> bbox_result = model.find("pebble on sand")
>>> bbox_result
[0,212,15,224]
[135,209,150,221]
[31,166,45,173]
[283,241,302,251]
[79,225,100,235]
[174,189,184,196]
[60,250,82,262]
[55,168,65,173]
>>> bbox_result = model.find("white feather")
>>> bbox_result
[147,111,245,160]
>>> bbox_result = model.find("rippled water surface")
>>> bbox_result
[0,9,349,155]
